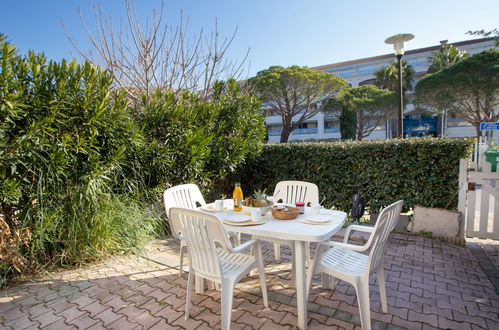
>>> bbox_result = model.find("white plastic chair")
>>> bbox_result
[272,181,319,261]
[252,181,319,285]
[170,207,268,330]
[164,184,207,276]
[307,200,403,330]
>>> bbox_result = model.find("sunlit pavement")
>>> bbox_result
[1,233,498,329]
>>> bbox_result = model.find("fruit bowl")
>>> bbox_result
[241,201,273,216]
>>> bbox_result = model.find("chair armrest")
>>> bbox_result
[231,240,257,253]
[343,224,374,243]
[319,240,369,252]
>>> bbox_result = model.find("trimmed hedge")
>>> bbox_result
[234,138,473,213]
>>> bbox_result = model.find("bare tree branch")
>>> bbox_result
[62,0,249,102]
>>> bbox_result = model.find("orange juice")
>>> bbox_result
[233,182,243,212]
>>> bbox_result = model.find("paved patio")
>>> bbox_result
[1,233,498,329]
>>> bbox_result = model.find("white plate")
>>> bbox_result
[223,219,268,226]
[201,203,230,212]
[222,214,251,223]
[305,214,333,223]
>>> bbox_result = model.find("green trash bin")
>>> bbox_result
[484,150,499,172]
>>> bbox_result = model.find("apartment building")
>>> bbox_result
[265,37,495,143]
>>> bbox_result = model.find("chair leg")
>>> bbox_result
[322,274,337,290]
[376,265,388,313]
[290,244,296,288]
[249,244,256,277]
[307,251,321,296]
[273,242,281,261]
[185,269,194,320]
[355,278,372,330]
[179,245,187,277]
[255,242,268,307]
[220,280,234,330]
[195,276,204,294]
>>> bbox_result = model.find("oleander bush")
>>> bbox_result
[0,37,265,285]
[133,79,266,194]
[0,40,159,281]
[233,138,473,213]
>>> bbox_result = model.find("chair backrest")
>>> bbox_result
[366,200,404,274]
[273,181,319,205]
[164,184,206,238]
[169,207,231,281]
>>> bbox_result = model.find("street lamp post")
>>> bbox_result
[385,33,414,138]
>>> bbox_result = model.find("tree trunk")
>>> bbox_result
[280,122,292,143]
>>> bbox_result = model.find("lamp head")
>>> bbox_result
[385,33,414,56]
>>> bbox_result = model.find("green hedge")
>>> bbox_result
[234,138,473,213]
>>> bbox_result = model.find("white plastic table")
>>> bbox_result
[202,206,347,329]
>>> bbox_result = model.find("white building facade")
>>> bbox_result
[265,38,495,143]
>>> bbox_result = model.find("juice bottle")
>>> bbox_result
[233,182,243,212]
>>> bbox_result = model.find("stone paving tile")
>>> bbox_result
[1,233,499,330]
[3,315,40,329]
[107,315,141,329]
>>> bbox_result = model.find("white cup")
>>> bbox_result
[215,199,224,211]
[311,203,322,215]
[251,208,262,222]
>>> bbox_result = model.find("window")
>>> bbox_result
[324,120,340,133]
[266,125,283,136]
[296,122,317,129]
[325,121,339,128]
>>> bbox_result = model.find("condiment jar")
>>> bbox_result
[295,201,305,214]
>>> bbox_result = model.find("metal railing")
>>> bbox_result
[267,127,319,136]
[293,128,318,135]
[324,127,340,133]
[267,129,282,136]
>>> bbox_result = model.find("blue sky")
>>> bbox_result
[1,0,497,77]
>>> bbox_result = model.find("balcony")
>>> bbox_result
[267,127,318,136]
[293,127,318,135]
[267,129,282,136]
[324,127,340,133]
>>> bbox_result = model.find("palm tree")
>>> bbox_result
[427,44,468,73]
[374,60,415,93]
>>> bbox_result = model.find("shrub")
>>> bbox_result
[0,40,162,279]
[134,79,266,197]
[234,138,473,213]
[0,38,266,284]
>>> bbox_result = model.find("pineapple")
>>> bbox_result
[244,189,270,207]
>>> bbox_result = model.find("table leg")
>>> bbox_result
[294,240,307,329]
[321,273,332,289]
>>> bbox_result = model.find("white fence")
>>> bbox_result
[459,159,499,240]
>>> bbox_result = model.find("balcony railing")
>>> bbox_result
[324,127,340,133]
[267,127,318,136]
[267,129,282,136]
[293,127,318,135]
